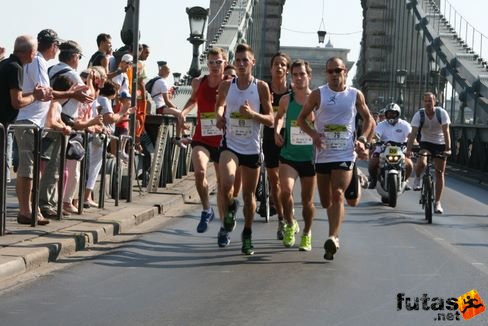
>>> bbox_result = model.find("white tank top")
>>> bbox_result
[223,77,261,154]
[314,85,358,163]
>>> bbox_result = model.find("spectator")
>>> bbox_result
[0,35,45,185]
[15,29,62,225]
[111,53,133,160]
[87,33,112,71]
[42,40,95,216]
[49,41,102,214]
[84,81,134,208]
[135,44,150,144]
[150,62,187,148]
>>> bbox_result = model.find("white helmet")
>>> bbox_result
[384,103,401,125]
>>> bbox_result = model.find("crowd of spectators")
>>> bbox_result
[0,29,179,227]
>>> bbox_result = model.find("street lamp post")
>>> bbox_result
[186,6,209,79]
[429,59,440,97]
[317,30,327,44]
[396,69,407,113]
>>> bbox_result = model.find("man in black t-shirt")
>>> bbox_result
[0,35,48,185]
[87,33,112,70]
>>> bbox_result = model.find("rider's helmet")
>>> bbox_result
[384,103,401,125]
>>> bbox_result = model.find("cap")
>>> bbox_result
[59,41,83,56]
[37,29,63,44]
[120,91,131,99]
[121,53,133,63]
[157,60,167,68]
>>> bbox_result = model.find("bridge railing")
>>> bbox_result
[420,0,488,65]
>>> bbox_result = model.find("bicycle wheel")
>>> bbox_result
[423,175,433,224]
[257,168,270,222]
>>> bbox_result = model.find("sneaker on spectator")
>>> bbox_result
[434,201,443,214]
[299,234,312,252]
[283,220,300,248]
[197,208,215,233]
[323,236,340,260]
[217,227,230,247]
[241,232,254,255]
[276,220,285,240]
[223,199,239,232]
[413,177,421,191]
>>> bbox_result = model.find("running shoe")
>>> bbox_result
[276,220,285,240]
[241,232,254,255]
[323,236,340,260]
[223,199,239,232]
[282,220,300,248]
[299,234,312,252]
[197,208,215,233]
[434,201,443,214]
[413,177,421,191]
[217,227,231,247]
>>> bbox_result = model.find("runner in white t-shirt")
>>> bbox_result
[297,57,375,261]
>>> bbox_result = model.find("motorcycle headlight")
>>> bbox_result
[386,155,400,163]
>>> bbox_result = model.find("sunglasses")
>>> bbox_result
[207,59,224,65]
[327,68,345,74]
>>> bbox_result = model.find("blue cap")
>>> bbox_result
[120,91,131,99]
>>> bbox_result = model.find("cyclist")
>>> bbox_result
[406,92,451,214]
[368,103,413,189]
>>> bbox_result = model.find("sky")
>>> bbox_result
[1,0,487,85]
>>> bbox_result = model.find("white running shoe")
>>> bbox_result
[434,201,443,214]
[413,177,421,191]
[324,236,340,260]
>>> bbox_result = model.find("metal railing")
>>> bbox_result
[420,0,488,64]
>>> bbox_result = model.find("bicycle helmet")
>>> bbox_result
[384,103,401,125]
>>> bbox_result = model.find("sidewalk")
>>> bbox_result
[0,169,216,284]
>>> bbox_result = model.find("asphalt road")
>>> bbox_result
[0,171,487,326]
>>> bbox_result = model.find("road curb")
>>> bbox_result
[0,171,214,284]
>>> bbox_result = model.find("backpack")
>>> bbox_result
[145,76,162,96]
[416,107,442,142]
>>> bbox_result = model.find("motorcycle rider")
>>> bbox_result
[368,103,413,189]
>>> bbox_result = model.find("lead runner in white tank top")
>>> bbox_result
[223,77,261,155]
[314,84,358,163]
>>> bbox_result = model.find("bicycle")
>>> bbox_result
[418,151,435,224]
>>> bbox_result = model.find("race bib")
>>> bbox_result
[290,120,312,145]
[323,124,348,150]
[230,112,253,138]
[200,112,222,136]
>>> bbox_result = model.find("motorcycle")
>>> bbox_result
[374,141,408,207]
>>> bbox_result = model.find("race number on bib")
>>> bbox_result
[290,120,312,145]
[230,112,253,138]
[323,124,348,150]
[200,112,222,136]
